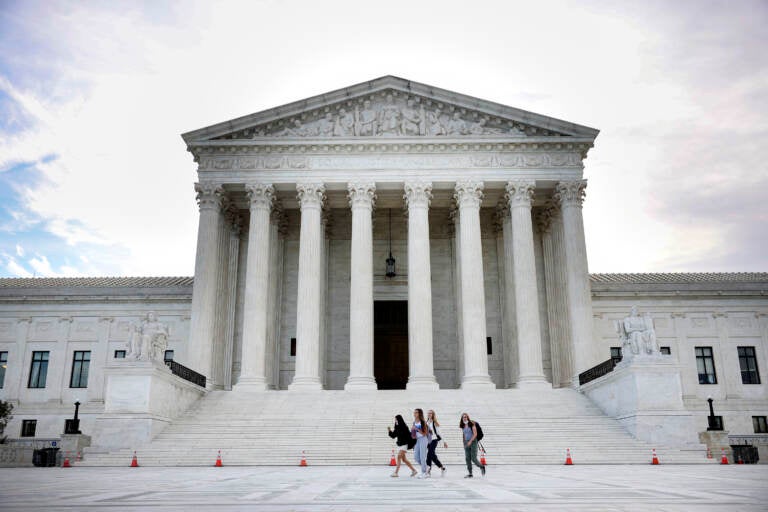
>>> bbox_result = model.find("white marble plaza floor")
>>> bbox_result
[1,464,766,511]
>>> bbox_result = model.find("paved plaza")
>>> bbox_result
[1,464,766,511]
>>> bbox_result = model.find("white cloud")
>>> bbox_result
[15,243,24,257]
[2,254,32,277]
[28,254,57,277]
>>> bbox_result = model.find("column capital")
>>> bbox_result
[245,183,275,211]
[194,182,225,211]
[348,182,377,210]
[404,180,433,209]
[494,202,509,233]
[454,180,484,209]
[296,182,326,210]
[535,207,554,234]
[555,180,587,208]
[505,180,536,209]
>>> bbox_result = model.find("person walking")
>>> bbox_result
[412,408,429,478]
[460,412,486,478]
[387,414,417,477]
[426,409,447,477]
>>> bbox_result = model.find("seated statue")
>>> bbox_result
[615,306,660,360]
[126,312,169,362]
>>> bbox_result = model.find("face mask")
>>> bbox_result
[463,419,469,425]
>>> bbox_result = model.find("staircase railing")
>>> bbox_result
[578,358,617,386]
[165,360,206,388]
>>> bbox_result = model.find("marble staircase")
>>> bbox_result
[80,388,709,466]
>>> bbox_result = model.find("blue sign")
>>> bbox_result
[51,441,57,447]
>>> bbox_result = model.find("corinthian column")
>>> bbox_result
[188,183,224,381]
[405,181,439,390]
[345,182,377,390]
[237,183,275,390]
[454,180,495,390]
[506,181,547,387]
[289,182,325,390]
[555,180,598,382]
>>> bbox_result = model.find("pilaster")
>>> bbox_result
[87,316,113,404]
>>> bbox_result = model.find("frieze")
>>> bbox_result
[197,151,583,172]
[212,90,567,140]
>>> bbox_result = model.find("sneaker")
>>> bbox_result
[464,474,473,478]
[481,465,486,476]
[441,467,447,477]
[390,472,399,477]
[417,473,425,479]
[424,472,431,478]
[410,469,418,477]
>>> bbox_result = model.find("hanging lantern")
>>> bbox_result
[385,209,396,278]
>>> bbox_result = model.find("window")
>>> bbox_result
[738,347,761,385]
[486,337,493,355]
[754,416,768,434]
[69,351,90,388]
[164,350,174,362]
[0,351,7,388]
[21,419,36,437]
[660,346,671,355]
[695,347,717,384]
[28,351,49,388]
[610,347,623,365]
[114,350,126,358]
[290,338,296,357]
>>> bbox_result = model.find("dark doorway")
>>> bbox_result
[374,300,409,389]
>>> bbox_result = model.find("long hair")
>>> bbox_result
[394,414,406,430]
[414,408,427,434]
[428,409,440,427]
[459,412,474,429]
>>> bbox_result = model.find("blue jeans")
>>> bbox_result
[413,436,428,474]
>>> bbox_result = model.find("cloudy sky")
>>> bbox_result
[0,0,765,278]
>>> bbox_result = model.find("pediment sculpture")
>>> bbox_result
[126,312,169,363]
[216,92,556,140]
[614,306,661,362]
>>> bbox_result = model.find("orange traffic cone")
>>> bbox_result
[720,449,728,465]
[215,450,223,467]
[130,451,139,467]
[651,448,659,465]
[62,451,71,468]
[480,447,487,466]
[706,447,712,459]
[564,448,573,465]
[737,455,744,464]
[389,449,396,466]
[299,450,307,467]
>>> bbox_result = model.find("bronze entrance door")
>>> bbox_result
[374,300,409,389]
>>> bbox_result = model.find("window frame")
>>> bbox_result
[660,346,671,355]
[738,346,761,385]
[28,351,50,389]
[753,416,768,434]
[69,350,91,388]
[21,419,37,437]
[610,347,623,365]
[114,350,126,359]
[695,346,717,385]
[164,350,174,362]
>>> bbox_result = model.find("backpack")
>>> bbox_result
[474,421,484,441]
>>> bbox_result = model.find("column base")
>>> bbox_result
[514,377,551,389]
[234,377,269,391]
[344,377,378,391]
[406,376,440,391]
[288,377,324,391]
[460,375,496,391]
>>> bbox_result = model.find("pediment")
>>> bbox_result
[182,76,599,144]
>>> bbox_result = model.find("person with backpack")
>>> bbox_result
[387,414,417,477]
[459,412,486,478]
[426,409,447,477]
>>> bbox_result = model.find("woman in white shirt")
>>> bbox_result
[426,409,447,476]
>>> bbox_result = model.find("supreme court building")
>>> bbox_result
[1,77,766,464]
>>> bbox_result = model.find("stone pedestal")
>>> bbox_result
[89,361,206,451]
[698,430,732,460]
[0,445,34,467]
[581,355,702,448]
[59,434,91,464]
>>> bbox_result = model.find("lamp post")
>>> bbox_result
[385,209,396,278]
[706,396,722,431]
